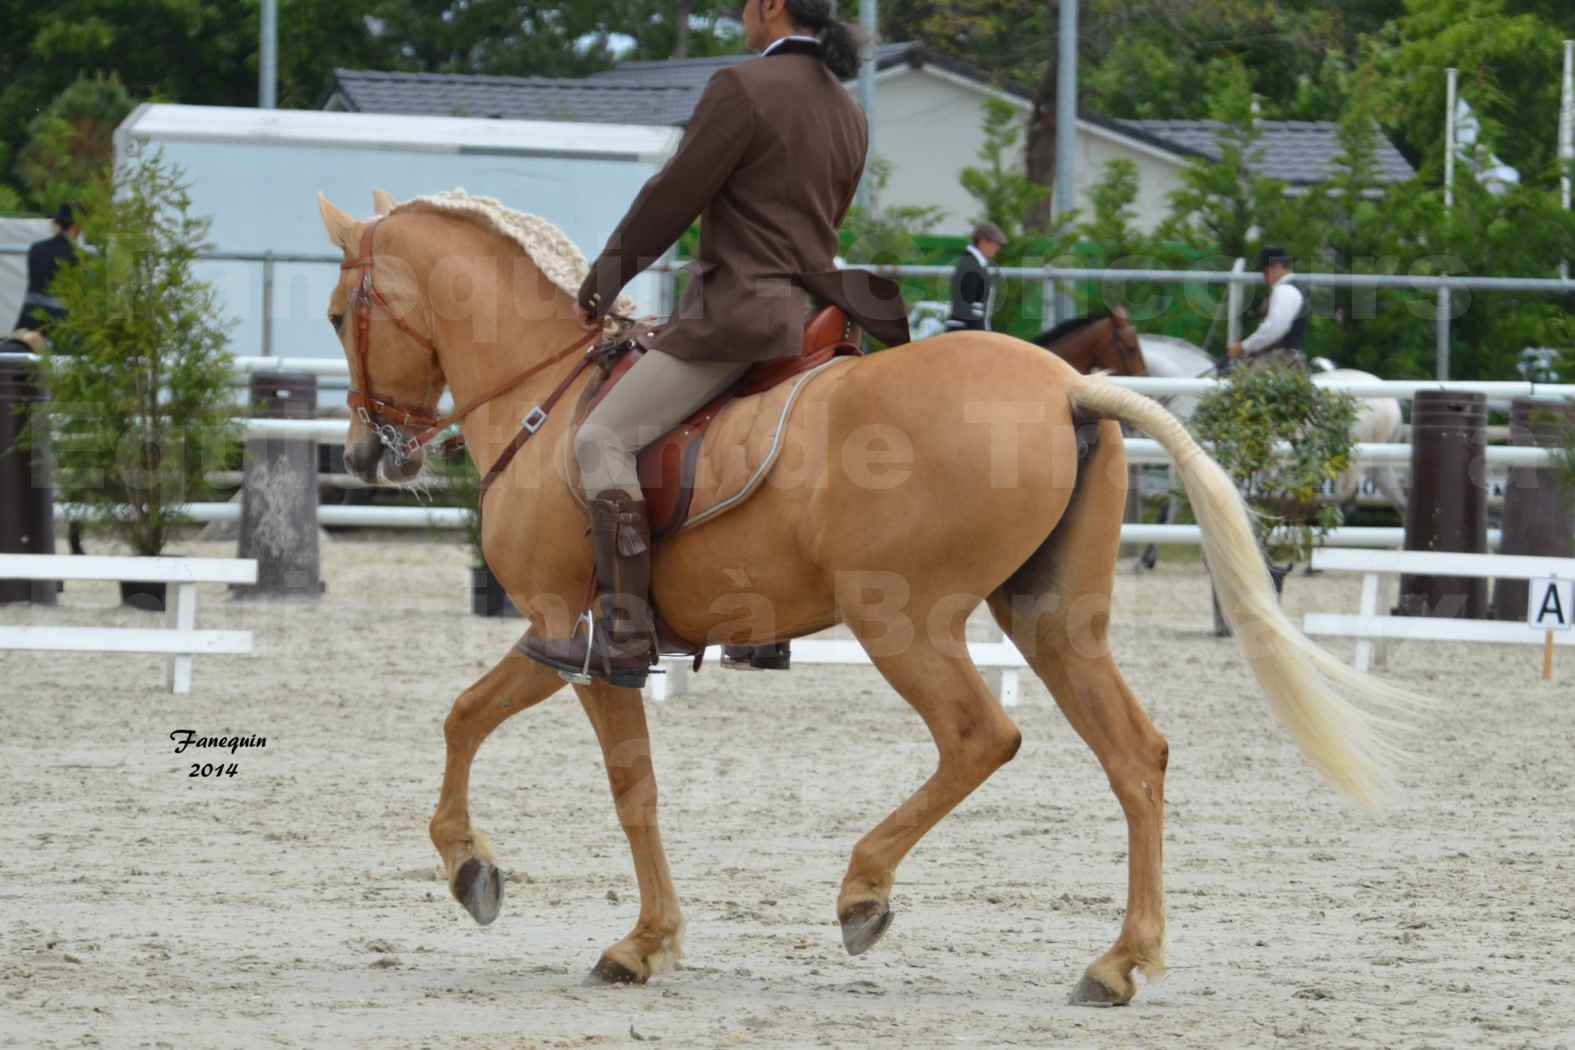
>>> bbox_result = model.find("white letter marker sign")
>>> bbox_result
[1528,577,1573,631]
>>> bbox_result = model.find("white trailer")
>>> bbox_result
[113,104,680,403]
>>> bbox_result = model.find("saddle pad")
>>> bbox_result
[567,356,855,536]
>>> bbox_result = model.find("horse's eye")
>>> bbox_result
[330,313,344,331]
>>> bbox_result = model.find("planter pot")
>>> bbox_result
[120,579,167,612]
[471,565,521,618]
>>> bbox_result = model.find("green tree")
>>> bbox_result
[1295,73,1416,371]
[959,97,1053,241]
[1077,158,1147,264]
[1372,0,1570,180]
[840,157,945,264]
[41,145,238,557]
[1158,62,1296,261]
[16,74,134,213]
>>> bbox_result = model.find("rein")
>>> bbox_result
[339,219,601,459]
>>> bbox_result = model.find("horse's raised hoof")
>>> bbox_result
[1068,971,1130,1008]
[455,857,504,926]
[839,900,893,956]
[586,955,645,985]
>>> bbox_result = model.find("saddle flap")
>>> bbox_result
[570,306,863,540]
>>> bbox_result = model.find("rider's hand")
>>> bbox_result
[1226,341,1244,358]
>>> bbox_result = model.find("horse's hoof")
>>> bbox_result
[586,955,644,985]
[455,857,503,926]
[1068,971,1129,1007]
[839,900,894,956]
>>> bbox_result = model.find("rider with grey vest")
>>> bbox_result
[1227,247,1308,371]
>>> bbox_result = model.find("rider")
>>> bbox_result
[1226,247,1308,371]
[12,202,81,334]
[945,222,1006,332]
[521,0,910,688]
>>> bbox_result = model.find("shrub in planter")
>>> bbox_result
[39,144,237,606]
[1186,364,1358,635]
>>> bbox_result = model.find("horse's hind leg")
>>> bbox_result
[573,680,684,985]
[430,649,565,926]
[834,600,1023,956]
[989,419,1169,1006]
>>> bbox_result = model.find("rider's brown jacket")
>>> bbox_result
[581,38,910,360]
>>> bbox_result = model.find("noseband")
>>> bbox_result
[337,218,600,461]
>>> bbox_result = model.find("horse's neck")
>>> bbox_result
[1052,327,1102,371]
[407,221,584,478]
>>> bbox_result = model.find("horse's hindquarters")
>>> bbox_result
[650,335,1092,643]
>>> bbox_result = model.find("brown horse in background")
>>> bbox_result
[315,192,1417,1005]
[1031,308,1147,377]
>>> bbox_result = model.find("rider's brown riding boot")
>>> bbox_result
[520,492,657,689]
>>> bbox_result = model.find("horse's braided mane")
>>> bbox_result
[388,189,638,317]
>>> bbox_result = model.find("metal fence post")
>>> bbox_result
[261,251,275,358]
[1226,257,1246,347]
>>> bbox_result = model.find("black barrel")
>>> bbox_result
[235,371,323,599]
[1398,390,1489,618]
[1491,397,1575,619]
[0,351,57,605]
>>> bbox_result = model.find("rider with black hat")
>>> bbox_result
[1227,246,1308,371]
[12,202,82,334]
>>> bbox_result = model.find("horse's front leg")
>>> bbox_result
[430,649,566,925]
[574,681,684,984]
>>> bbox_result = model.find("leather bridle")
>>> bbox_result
[337,219,601,461]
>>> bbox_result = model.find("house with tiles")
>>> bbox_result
[321,43,1414,235]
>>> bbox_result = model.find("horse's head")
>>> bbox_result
[318,191,444,484]
[1106,306,1147,377]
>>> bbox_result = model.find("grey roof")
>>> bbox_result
[325,54,1417,186]
[324,43,921,128]
[324,69,701,126]
[584,41,917,88]
[1096,118,1415,185]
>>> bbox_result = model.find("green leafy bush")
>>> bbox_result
[41,144,237,556]
[1188,364,1359,567]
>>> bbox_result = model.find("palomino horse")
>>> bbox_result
[316,192,1416,1005]
[1030,308,1147,377]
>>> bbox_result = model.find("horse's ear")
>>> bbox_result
[317,193,358,253]
[1113,304,1129,321]
[372,189,397,216]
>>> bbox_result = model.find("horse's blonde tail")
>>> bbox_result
[1068,375,1423,807]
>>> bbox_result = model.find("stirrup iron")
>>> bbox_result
[557,609,596,686]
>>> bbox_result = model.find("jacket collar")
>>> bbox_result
[762,35,821,58]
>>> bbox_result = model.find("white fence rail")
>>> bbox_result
[208,419,1575,471]
[1302,548,1575,671]
[0,555,257,694]
[6,350,1574,402]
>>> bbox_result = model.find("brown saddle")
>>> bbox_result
[576,305,863,539]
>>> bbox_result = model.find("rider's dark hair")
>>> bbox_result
[785,0,864,80]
